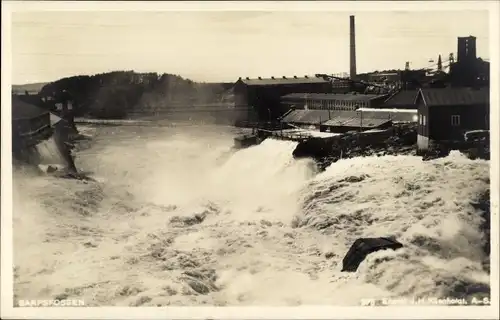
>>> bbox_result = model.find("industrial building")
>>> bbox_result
[381,90,419,109]
[320,114,393,133]
[281,108,417,133]
[233,76,332,121]
[416,87,489,153]
[12,94,54,161]
[280,93,387,111]
[446,36,490,87]
[281,109,331,127]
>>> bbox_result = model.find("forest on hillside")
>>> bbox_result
[37,71,234,119]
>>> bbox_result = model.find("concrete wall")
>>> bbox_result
[417,134,429,153]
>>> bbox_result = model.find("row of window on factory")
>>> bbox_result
[301,99,370,111]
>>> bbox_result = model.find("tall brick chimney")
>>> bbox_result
[349,15,357,80]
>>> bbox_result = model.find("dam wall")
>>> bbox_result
[126,105,252,125]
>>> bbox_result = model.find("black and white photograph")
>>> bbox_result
[1,1,498,319]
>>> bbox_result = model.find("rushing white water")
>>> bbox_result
[13,124,490,306]
[34,136,69,170]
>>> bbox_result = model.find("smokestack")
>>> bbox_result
[349,15,357,80]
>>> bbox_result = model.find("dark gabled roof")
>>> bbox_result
[282,93,385,102]
[237,76,329,86]
[282,109,396,127]
[417,88,489,107]
[322,116,391,129]
[11,95,49,120]
[383,90,418,107]
[281,110,330,124]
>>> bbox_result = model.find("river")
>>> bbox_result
[13,123,490,306]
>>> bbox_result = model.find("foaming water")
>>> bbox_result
[35,137,67,166]
[13,125,490,306]
[297,152,490,301]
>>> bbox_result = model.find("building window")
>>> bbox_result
[451,115,460,126]
[419,114,422,125]
[422,115,426,126]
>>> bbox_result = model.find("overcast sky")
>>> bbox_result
[10,6,490,84]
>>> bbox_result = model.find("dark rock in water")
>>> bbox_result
[325,252,335,259]
[53,292,69,300]
[56,171,96,182]
[46,165,58,173]
[422,145,450,161]
[169,207,219,227]
[339,174,369,183]
[341,237,403,272]
[471,189,490,262]
[293,124,418,171]
[83,241,98,248]
[293,137,334,160]
[170,214,206,227]
[181,268,218,295]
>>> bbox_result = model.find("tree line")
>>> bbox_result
[36,71,234,119]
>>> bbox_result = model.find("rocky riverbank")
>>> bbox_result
[293,124,418,171]
[291,123,490,170]
[470,188,491,273]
